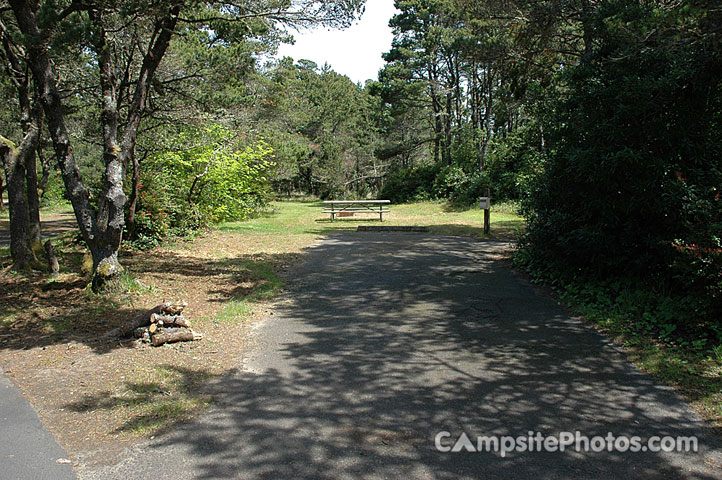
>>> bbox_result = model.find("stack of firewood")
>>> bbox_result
[134,302,202,347]
[100,301,202,347]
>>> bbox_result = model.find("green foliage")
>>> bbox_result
[130,124,273,248]
[38,168,67,208]
[518,0,722,343]
[378,163,439,203]
[379,162,493,206]
[256,60,381,198]
[515,252,721,358]
[484,125,546,203]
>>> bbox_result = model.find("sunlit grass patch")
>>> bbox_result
[220,200,525,242]
[215,299,255,324]
[68,365,214,436]
[213,259,284,324]
[127,396,208,435]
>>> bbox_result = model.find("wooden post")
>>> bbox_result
[480,191,490,235]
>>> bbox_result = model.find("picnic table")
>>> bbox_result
[323,200,390,222]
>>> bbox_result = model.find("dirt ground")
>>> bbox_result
[0,230,304,467]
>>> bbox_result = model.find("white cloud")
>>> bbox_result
[276,0,398,84]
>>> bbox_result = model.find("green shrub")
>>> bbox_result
[432,165,468,199]
[517,1,721,342]
[378,163,439,203]
[129,124,274,248]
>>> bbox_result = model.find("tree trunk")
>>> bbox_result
[44,239,59,277]
[10,0,180,290]
[0,170,5,210]
[444,92,453,165]
[1,125,42,270]
[428,62,443,164]
[0,14,43,267]
[10,0,100,268]
[25,147,41,246]
[479,69,495,174]
[126,146,140,240]
[37,143,51,198]
[1,138,32,269]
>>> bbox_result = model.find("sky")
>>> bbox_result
[275,0,399,84]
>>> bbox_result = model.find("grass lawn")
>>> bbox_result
[220,199,523,246]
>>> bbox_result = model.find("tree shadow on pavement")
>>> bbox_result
[94,232,722,479]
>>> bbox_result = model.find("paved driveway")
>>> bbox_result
[78,232,722,479]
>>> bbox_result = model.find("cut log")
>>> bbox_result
[151,328,202,347]
[133,327,150,343]
[148,323,158,334]
[150,313,190,328]
[161,302,187,316]
[99,301,187,340]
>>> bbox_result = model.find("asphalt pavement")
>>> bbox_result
[0,367,76,480]
[75,232,722,479]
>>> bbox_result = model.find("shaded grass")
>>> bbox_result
[214,260,283,325]
[633,345,722,427]
[67,365,214,435]
[574,298,722,429]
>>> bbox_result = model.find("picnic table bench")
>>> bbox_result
[323,200,390,222]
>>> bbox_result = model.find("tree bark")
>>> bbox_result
[25,145,41,246]
[428,62,443,164]
[151,328,202,347]
[89,8,126,289]
[126,146,140,240]
[444,91,453,165]
[10,0,99,263]
[1,120,42,270]
[150,313,190,328]
[9,1,180,290]
[0,170,5,210]
[100,301,187,340]
[37,142,50,198]
[0,12,42,266]
[44,239,59,277]
[479,68,495,174]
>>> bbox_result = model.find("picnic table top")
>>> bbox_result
[322,200,390,204]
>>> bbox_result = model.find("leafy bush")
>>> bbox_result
[378,163,439,203]
[517,2,722,345]
[130,124,274,248]
[432,165,468,199]
[485,125,546,203]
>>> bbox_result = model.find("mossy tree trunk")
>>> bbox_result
[0,15,43,270]
[0,127,42,271]
[9,1,179,290]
